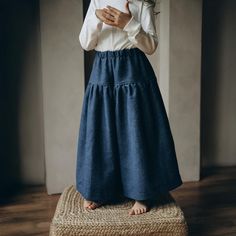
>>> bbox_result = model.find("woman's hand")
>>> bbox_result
[96,1,132,29]
[95,9,107,21]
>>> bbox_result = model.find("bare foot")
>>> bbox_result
[128,200,150,215]
[83,198,103,210]
[83,199,93,209]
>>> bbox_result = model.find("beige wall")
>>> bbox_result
[159,0,170,113]
[148,0,160,81]
[40,0,84,194]
[170,0,202,181]
[160,0,203,181]
[201,0,236,167]
[18,1,45,185]
[39,0,203,193]
[5,0,236,194]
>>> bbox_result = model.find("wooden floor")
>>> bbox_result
[0,166,236,236]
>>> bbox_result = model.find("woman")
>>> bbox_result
[76,0,183,216]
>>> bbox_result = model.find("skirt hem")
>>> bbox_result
[76,179,183,203]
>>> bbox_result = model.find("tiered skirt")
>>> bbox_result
[76,48,183,203]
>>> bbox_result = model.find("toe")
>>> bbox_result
[85,204,91,209]
[90,203,96,209]
[90,202,102,209]
[87,202,95,209]
[84,200,92,209]
[129,209,134,215]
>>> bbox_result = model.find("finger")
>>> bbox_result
[103,8,115,17]
[102,11,115,22]
[98,13,110,23]
[103,19,117,26]
[103,8,116,18]
[101,10,117,25]
[125,1,131,15]
[106,5,121,15]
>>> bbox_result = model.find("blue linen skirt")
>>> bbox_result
[76,47,183,203]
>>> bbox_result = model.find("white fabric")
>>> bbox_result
[79,0,158,55]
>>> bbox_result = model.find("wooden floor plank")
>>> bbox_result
[0,166,236,236]
[172,166,236,236]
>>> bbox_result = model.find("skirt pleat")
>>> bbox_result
[76,48,183,203]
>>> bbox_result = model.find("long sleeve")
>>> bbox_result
[122,4,158,55]
[79,0,103,51]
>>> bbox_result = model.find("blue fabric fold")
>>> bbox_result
[76,48,183,203]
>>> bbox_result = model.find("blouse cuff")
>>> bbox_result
[123,15,142,37]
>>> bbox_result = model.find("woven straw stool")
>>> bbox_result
[49,185,188,236]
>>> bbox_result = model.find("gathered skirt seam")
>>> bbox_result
[88,78,156,87]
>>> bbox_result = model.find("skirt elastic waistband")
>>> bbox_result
[95,47,144,58]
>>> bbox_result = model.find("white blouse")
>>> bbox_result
[79,0,158,55]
